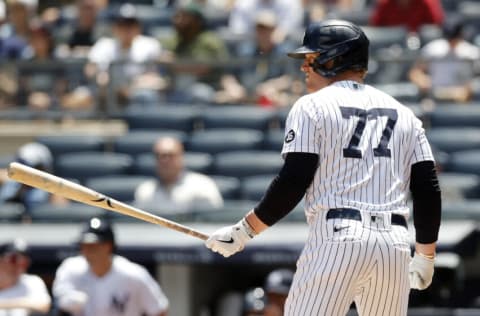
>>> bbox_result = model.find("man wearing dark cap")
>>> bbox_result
[52,217,169,316]
[409,14,480,103]
[0,238,51,315]
[159,3,229,103]
[86,2,167,108]
[263,268,293,316]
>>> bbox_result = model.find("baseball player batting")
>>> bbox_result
[205,19,442,316]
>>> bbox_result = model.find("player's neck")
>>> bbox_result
[330,70,366,84]
[91,257,113,277]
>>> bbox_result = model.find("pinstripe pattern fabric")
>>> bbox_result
[282,81,434,220]
[281,81,433,316]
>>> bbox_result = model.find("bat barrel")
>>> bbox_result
[7,162,209,241]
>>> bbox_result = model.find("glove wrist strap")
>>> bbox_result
[241,218,257,238]
[416,251,435,260]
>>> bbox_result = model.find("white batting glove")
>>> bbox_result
[205,218,256,257]
[409,252,435,290]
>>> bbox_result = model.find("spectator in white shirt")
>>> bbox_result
[409,15,480,103]
[134,136,224,215]
[86,3,168,109]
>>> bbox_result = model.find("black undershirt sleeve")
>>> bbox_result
[253,152,319,226]
[409,160,442,244]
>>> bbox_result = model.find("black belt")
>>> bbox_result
[326,208,407,228]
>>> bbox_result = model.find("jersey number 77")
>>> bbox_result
[340,106,398,159]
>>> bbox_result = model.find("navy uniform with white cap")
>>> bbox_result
[0,142,53,213]
[52,217,169,316]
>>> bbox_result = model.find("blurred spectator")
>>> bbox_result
[134,136,223,215]
[160,3,229,103]
[0,0,39,59]
[52,217,169,316]
[55,0,102,59]
[15,21,66,111]
[0,238,51,315]
[262,268,293,316]
[369,0,444,33]
[228,0,304,43]
[8,19,95,111]
[86,3,168,109]
[242,287,267,316]
[0,142,68,217]
[408,15,480,103]
[215,10,299,107]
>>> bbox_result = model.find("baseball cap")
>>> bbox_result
[16,142,53,171]
[78,217,115,244]
[178,3,205,22]
[264,268,294,295]
[112,3,139,24]
[242,287,267,313]
[0,238,29,256]
[442,15,464,39]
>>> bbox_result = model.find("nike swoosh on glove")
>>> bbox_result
[205,218,255,257]
[409,253,435,290]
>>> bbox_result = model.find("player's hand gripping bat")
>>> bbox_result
[7,162,209,241]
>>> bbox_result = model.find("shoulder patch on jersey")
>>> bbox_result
[285,129,295,143]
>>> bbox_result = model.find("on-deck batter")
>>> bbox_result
[52,217,169,316]
[205,19,442,316]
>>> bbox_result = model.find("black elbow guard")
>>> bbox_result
[254,153,319,226]
[410,160,442,243]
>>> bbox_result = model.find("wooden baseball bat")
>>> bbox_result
[7,162,209,241]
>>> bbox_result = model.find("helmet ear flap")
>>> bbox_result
[311,57,337,78]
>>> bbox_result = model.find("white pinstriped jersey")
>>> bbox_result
[281,80,434,220]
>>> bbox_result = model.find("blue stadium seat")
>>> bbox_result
[192,200,257,223]
[0,202,25,222]
[429,104,480,128]
[438,172,480,200]
[373,82,421,103]
[447,150,480,175]
[122,106,200,132]
[186,129,264,154]
[442,199,480,220]
[240,174,275,200]
[211,175,242,200]
[418,24,443,47]
[29,203,107,223]
[360,26,408,55]
[212,150,283,178]
[263,129,284,151]
[55,152,133,183]
[427,128,480,154]
[200,105,277,131]
[85,175,154,202]
[112,130,187,157]
[0,154,15,168]
[35,135,106,156]
[133,152,214,175]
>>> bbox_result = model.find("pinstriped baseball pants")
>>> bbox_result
[285,211,411,316]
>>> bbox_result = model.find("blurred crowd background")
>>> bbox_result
[1,0,480,315]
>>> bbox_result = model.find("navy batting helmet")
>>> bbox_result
[264,268,294,295]
[288,19,369,77]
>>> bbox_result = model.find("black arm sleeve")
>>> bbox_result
[410,160,442,244]
[253,152,319,226]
